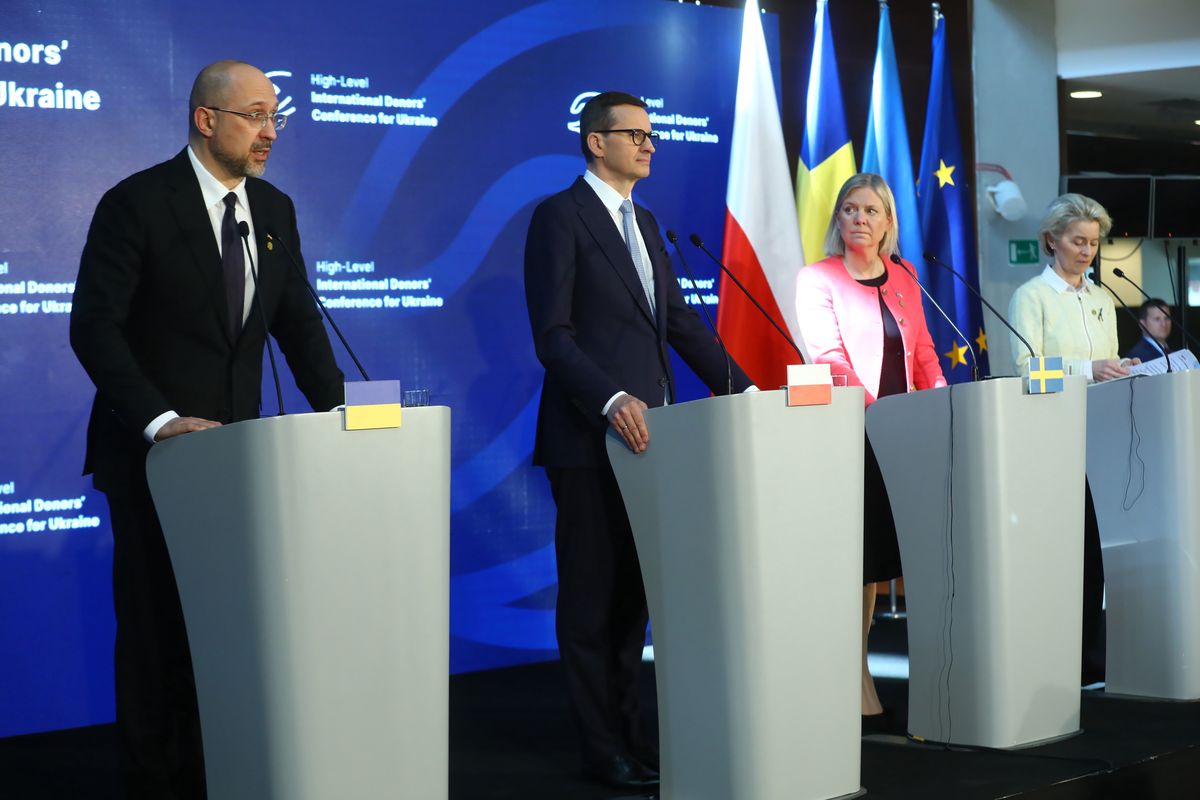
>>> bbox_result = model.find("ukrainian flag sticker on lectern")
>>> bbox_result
[343,380,402,430]
[1027,356,1065,395]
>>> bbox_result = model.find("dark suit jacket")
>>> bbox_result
[524,175,751,468]
[71,148,344,491]
[1124,336,1166,364]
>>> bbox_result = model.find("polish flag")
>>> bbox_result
[716,0,808,390]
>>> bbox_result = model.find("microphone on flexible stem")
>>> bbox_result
[1112,267,1154,305]
[239,221,285,415]
[265,228,371,381]
[666,230,731,395]
[924,251,1037,365]
[1113,266,1200,353]
[688,233,805,362]
[1097,277,1171,372]
[889,253,980,382]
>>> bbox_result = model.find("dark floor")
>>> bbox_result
[3,617,1199,799]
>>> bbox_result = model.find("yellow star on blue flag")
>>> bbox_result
[935,159,955,187]
[945,341,968,369]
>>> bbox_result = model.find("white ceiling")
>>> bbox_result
[1056,0,1200,143]
[1056,0,1200,78]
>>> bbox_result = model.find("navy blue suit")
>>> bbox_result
[524,174,749,764]
[1124,335,1167,364]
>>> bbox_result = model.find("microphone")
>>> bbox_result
[239,221,285,415]
[265,227,371,381]
[889,254,979,382]
[688,233,805,362]
[1114,266,1200,352]
[666,230,731,395]
[1097,277,1170,371]
[1112,267,1152,303]
[923,252,1037,364]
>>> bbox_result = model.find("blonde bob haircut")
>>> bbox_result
[823,172,900,258]
[1038,193,1113,256]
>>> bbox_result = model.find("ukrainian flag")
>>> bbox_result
[795,0,855,265]
[1028,357,1065,395]
[862,2,923,267]
[344,379,403,430]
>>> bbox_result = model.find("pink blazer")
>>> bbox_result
[795,255,947,405]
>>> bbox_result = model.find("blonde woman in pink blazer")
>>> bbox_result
[795,173,946,730]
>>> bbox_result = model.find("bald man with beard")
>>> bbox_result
[71,60,343,799]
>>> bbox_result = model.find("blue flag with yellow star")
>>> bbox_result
[916,11,989,381]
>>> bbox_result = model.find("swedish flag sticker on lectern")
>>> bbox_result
[343,380,402,430]
[1027,356,1065,395]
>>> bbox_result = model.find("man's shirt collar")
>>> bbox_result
[187,145,248,212]
[583,168,630,215]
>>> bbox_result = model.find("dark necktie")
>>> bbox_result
[221,192,245,341]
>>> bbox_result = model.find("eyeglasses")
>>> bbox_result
[594,128,660,146]
[205,107,288,131]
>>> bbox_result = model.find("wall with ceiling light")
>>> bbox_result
[972,0,1061,375]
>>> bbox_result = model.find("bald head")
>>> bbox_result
[188,60,268,134]
[187,60,280,186]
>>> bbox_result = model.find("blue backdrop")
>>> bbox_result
[0,0,779,737]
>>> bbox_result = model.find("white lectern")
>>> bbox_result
[607,389,865,800]
[1086,371,1200,700]
[866,377,1087,748]
[146,409,450,800]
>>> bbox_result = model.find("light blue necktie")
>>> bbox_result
[620,199,655,317]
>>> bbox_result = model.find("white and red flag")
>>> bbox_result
[715,0,808,389]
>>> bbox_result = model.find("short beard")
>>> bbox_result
[213,142,269,179]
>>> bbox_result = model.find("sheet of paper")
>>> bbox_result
[1128,349,1199,376]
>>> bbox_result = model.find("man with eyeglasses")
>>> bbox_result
[524,91,752,790]
[70,60,343,799]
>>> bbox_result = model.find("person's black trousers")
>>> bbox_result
[105,472,206,800]
[1082,480,1106,684]
[547,464,655,766]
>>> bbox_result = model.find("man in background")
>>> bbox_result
[1124,298,1173,363]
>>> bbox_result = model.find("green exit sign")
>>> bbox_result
[1009,240,1040,264]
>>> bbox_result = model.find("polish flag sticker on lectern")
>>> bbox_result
[786,363,832,406]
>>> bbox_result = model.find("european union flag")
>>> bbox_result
[916,10,989,382]
[863,2,923,269]
[1028,356,1065,395]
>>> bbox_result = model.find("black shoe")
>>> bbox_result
[583,753,660,789]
